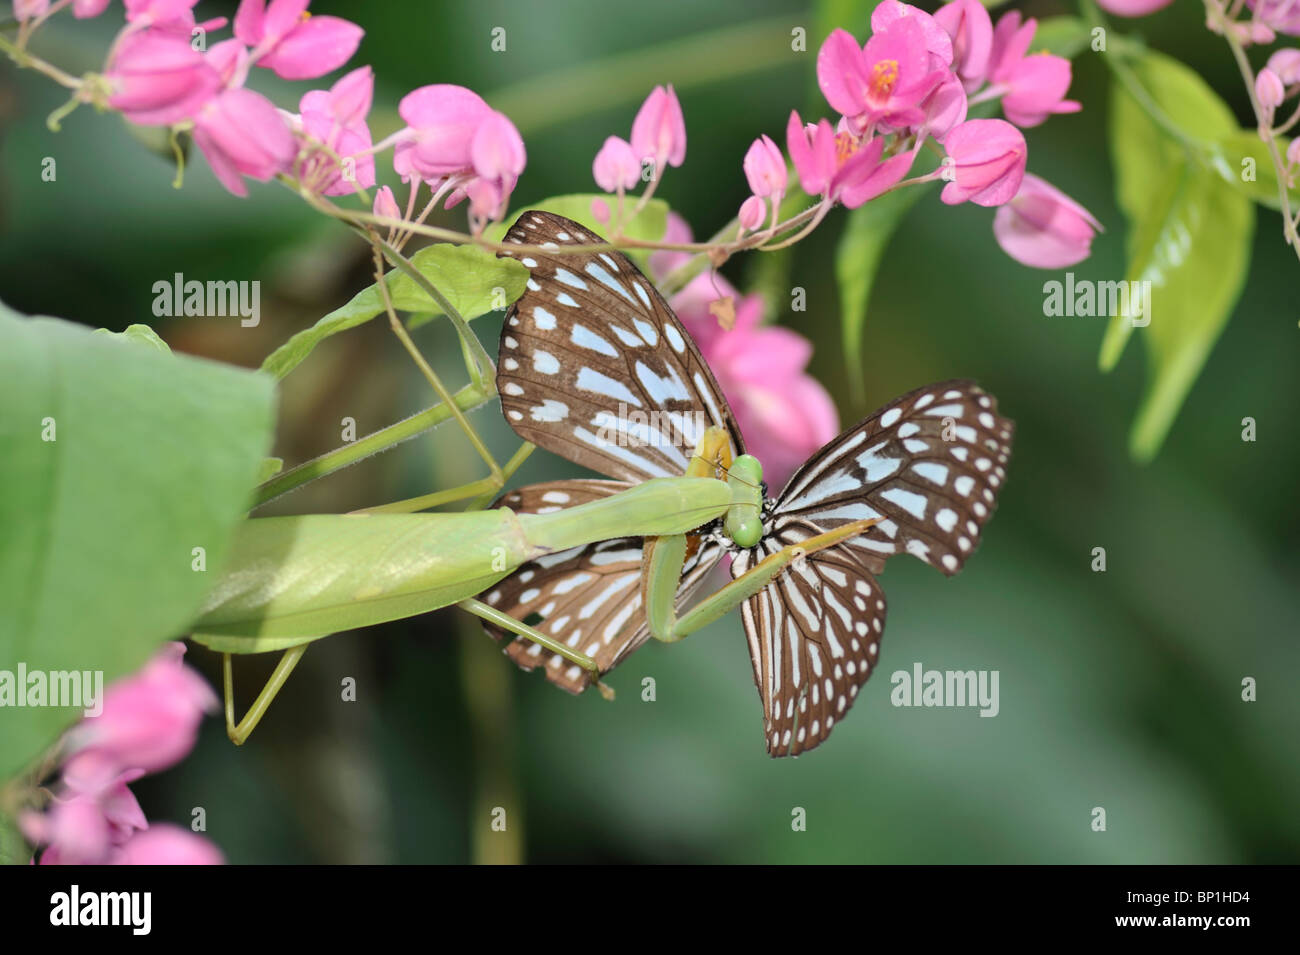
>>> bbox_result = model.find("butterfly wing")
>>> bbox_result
[496,211,744,481]
[771,380,1014,577]
[732,380,1013,756]
[731,532,886,757]
[481,480,725,693]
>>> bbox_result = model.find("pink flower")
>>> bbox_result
[105,30,221,126]
[465,110,525,221]
[1094,0,1175,13]
[108,825,225,865]
[124,0,199,23]
[1000,53,1080,127]
[743,134,787,198]
[234,0,363,80]
[192,87,296,197]
[299,65,375,196]
[920,72,968,141]
[934,0,993,91]
[1248,1,1300,36]
[392,83,527,207]
[987,10,1036,84]
[62,642,218,790]
[941,118,1026,207]
[394,85,490,181]
[593,136,640,192]
[1256,67,1286,112]
[23,797,109,865]
[1267,48,1300,84]
[630,84,687,169]
[73,0,111,16]
[871,1,953,68]
[818,21,944,131]
[1287,137,1300,166]
[992,173,1101,268]
[786,111,914,208]
[13,0,50,20]
[670,274,839,487]
[739,194,766,231]
[21,645,224,866]
[373,184,400,221]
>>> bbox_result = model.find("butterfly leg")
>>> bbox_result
[643,518,881,643]
[222,644,309,745]
[459,598,615,701]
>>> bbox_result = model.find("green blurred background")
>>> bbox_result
[2,0,1296,863]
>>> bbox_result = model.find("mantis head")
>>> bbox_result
[724,454,765,548]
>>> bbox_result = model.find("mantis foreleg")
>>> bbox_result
[643,518,882,644]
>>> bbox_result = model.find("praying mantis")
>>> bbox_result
[197,208,1007,756]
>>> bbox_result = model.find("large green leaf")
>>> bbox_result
[834,185,927,402]
[260,244,528,380]
[1103,52,1253,461]
[0,305,275,782]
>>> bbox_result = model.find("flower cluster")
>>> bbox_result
[11,0,529,229]
[784,0,1091,263]
[19,643,223,865]
[588,2,1094,268]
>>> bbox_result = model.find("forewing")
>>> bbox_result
[732,533,886,757]
[773,380,1014,577]
[496,211,744,482]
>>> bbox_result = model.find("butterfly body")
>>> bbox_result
[482,211,1013,756]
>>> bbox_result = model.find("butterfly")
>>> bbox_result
[480,211,1013,756]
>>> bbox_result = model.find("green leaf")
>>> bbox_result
[93,323,172,354]
[1034,16,1092,59]
[260,244,528,380]
[1104,51,1253,461]
[1209,130,1300,212]
[835,184,928,403]
[0,304,275,780]
[485,194,670,267]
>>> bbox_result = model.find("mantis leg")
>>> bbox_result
[643,518,882,644]
[372,244,504,491]
[458,598,615,701]
[222,644,308,745]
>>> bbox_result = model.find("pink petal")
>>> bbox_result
[258,15,364,80]
[109,824,225,865]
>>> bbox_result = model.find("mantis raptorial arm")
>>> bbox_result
[643,517,882,644]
